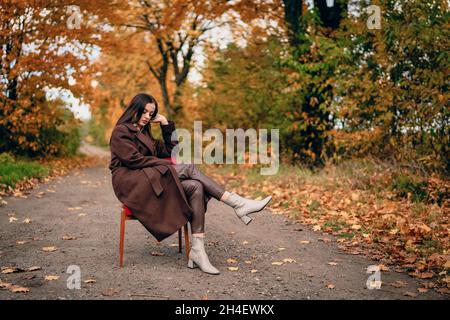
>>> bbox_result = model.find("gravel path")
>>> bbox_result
[0,153,446,300]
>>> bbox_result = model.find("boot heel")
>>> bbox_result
[240,215,252,225]
[187,259,196,269]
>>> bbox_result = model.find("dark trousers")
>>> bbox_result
[173,164,226,233]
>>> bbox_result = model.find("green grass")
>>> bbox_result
[0,155,49,188]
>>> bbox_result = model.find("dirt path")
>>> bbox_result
[0,149,446,300]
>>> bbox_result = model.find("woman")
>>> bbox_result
[109,93,272,275]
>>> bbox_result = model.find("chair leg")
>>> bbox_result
[184,223,190,259]
[178,229,182,253]
[119,209,126,268]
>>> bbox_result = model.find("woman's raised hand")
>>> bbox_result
[150,113,168,125]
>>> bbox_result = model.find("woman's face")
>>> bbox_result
[137,103,156,127]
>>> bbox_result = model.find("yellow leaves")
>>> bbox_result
[42,246,57,252]
[10,285,30,293]
[390,280,407,288]
[67,207,83,211]
[27,266,41,272]
[44,275,59,281]
[250,269,258,273]
[9,217,18,223]
[227,267,239,272]
[226,258,238,264]
[377,264,390,272]
[299,240,311,244]
[23,218,32,224]
[61,235,77,240]
[272,258,296,266]
[326,284,335,289]
[350,192,360,202]
[84,279,96,284]
[2,267,20,274]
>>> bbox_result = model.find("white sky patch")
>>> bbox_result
[45,87,91,120]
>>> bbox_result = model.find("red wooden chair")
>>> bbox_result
[119,205,190,267]
[119,156,190,268]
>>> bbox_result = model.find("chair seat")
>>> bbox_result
[123,205,134,217]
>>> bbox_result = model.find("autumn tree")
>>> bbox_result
[334,0,449,171]
[0,0,124,156]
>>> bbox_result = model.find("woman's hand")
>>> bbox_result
[150,113,168,125]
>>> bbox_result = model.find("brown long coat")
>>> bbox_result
[109,120,196,242]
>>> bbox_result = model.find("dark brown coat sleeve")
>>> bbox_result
[155,120,178,158]
[111,125,172,169]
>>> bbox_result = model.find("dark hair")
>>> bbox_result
[115,93,158,127]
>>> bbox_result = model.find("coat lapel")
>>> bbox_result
[122,122,156,155]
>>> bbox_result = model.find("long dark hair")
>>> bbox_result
[116,93,159,126]
[110,93,159,144]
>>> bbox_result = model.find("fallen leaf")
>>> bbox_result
[78,213,87,217]
[250,269,258,273]
[282,258,296,263]
[443,260,450,269]
[102,288,120,296]
[409,272,434,279]
[68,207,83,211]
[227,267,239,271]
[84,279,96,284]
[417,288,428,293]
[10,285,30,293]
[378,264,390,272]
[299,240,311,244]
[42,246,57,252]
[327,262,338,266]
[45,275,59,281]
[390,280,407,288]
[9,217,17,223]
[0,280,12,289]
[23,218,32,224]
[26,266,41,272]
[242,241,249,245]
[278,247,286,251]
[1,267,23,274]
[16,241,27,245]
[326,284,335,289]
[226,258,238,264]
[313,225,321,231]
[62,235,77,240]
[271,261,284,266]
[244,261,252,264]
[403,291,417,298]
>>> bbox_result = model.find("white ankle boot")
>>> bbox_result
[223,192,272,224]
[187,236,220,275]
